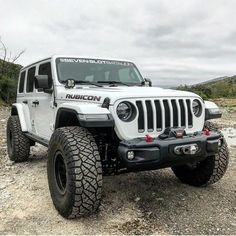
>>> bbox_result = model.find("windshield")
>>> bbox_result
[56,58,144,85]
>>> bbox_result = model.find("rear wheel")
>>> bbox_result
[7,116,30,162]
[172,121,229,186]
[47,126,102,218]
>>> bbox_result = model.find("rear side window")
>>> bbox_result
[19,71,26,93]
[26,67,36,93]
[38,62,52,88]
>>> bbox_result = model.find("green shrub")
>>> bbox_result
[0,75,18,103]
[177,76,236,99]
[0,59,22,104]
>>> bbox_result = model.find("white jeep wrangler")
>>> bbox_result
[7,55,229,218]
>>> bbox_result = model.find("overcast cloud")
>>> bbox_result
[1,0,236,87]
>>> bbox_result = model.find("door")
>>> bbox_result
[33,62,55,140]
[24,66,37,134]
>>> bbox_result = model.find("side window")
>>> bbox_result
[19,71,26,93]
[38,62,52,88]
[26,67,36,93]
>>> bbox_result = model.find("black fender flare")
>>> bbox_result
[55,108,114,129]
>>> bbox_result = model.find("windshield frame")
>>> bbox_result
[55,57,145,86]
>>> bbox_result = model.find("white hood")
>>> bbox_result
[57,85,201,105]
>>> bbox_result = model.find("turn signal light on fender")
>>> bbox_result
[204,128,210,136]
[146,135,152,142]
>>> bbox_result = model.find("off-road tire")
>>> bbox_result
[47,126,102,218]
[7,115,30,162]
[172,121,229,187]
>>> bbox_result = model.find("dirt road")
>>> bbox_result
[0,106,236,234]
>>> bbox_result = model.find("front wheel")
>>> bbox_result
[47,127,102,218]
[172,121,229,187]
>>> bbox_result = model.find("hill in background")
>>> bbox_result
[0,59,22,103]
[194,76,229,85]
[177,75,236,100]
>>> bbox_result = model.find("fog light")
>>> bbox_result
[127,151,134,160]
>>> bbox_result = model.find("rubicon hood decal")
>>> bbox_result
[66,94,101,102]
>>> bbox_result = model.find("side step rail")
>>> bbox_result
[24,133,49,147]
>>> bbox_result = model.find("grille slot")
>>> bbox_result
[171,99,178,127]
[163,100,170,128]
[186,99,193,127]
[154,100,162,130]
[179,99,186,127]
[135,98,193,133]
[136,101,144,132]
[145,100,153,131]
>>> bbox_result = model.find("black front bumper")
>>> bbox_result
[117,131,221,172]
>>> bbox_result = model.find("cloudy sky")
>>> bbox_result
[1,0,236,87]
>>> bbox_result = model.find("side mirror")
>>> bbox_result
[144,78,152,87]
[35,75,52,93]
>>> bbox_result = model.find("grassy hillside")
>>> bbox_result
[0,59,22,103]
[177,75,236,100]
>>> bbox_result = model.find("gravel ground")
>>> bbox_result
[0,106,236,235]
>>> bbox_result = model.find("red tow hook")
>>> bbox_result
[146,134,153,142]
[204,128,210,136]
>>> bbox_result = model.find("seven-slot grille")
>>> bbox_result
[136,99,193,133]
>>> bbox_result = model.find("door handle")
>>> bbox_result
[32,100,39,106]
[22,100,28,104]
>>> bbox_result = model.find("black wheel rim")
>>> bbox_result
[54,151,67,194]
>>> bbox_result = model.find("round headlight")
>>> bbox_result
[117,102,133,121]
[192,99,202,117]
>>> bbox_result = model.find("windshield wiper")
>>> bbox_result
[61,79,103,87]
[97,80,130,86]
[75,80,103,87]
